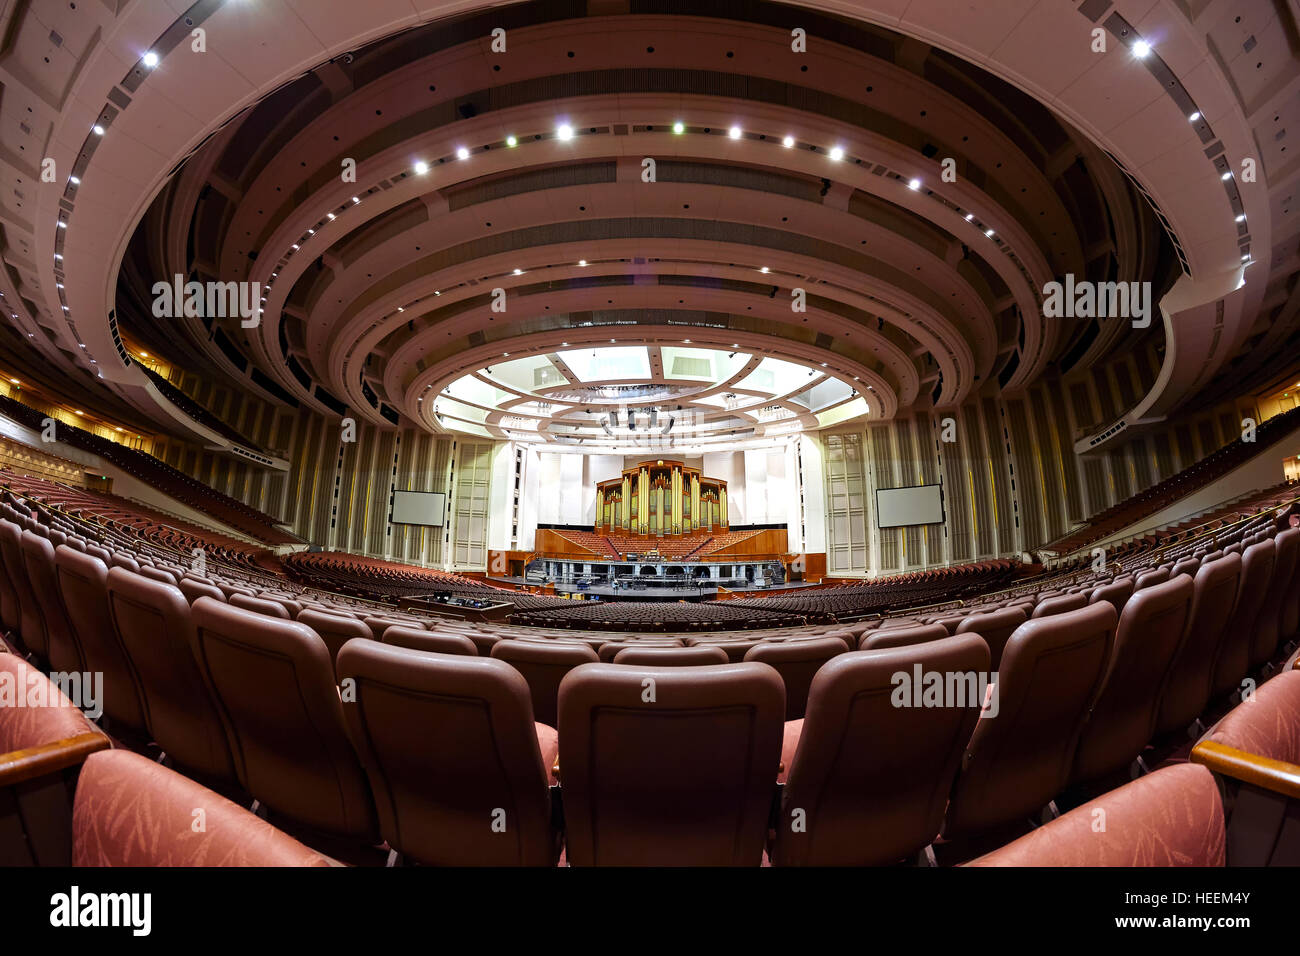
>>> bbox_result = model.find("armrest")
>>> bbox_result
[1190,739,1300,800]
[0,731,111,788]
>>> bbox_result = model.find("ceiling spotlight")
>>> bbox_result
[92,125,104,135]
[1220,171,1232,180]
[352,196,360,203]
[1235,214,1246,223]
[142,51,159,68]
[506,135,517,147]
[456,147,470,160]
[728,125,742,139]
[759,266,770,274]
[74,410,82,415]
[57,220,66,229]
[557,123,574,140]
[1241,253,1251,261]
[984,229,995,237]
[9,378,18,385]
[907,178,921,190]
[513,268,523,275]
[414,160,429,174]
[1132,39,1151,58]
[672,121,685,134]
[561,341,568,346]
[69,176,80,185]
[291,244,299,250]
[327,213,335,221]
[396,306,404,312]
[140,352,148,358]
[1188,111,1201,122]
[578,259,587,266]
[782,135,795,148]
[964,213,974,221]
[828,146,844,161]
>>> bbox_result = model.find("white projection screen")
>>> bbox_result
[390,490,447,526]
[876,484,944,528]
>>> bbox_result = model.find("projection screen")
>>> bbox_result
[390,490,447,526]
[875,483,944,528]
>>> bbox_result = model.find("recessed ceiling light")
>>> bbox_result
[57,220,66,228]
[142,51,159,68]
[456,147,470,160]
[140,352,148,358]
[672,121,685,134]
[964,213,974,221]
[760,266,770,274]
[985,229,995,237]
[506,135,517,147]
[828,146,844,161]
[513,268,523,275]
[327,213,335,220]
[1132,39,1151,57]
[92,125,104,135]
[414,160,429,174]
[557,123,574,140]
[8,378,18,385]
[74,410,82,415]
[291,244,299,250]
[69,176,80,185]
[728,125,742,139]
[578,259,587,266]
[1241,253,1250,261]
[396,306,404,312]
[907,178,921,190]
[1188,111,1200,122]
[562,342,568,346]
[1235,214,1246,223]
[782,135,795,148]
[683,339,691,344]
[1221,171,1232,180]
[352,196,360,203]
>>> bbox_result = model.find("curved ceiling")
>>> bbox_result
[2,0,1296,454]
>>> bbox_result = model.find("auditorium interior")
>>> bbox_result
[2,0,1300,881]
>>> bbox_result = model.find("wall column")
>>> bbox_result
[621,475,631,530]
[690,473,700,532]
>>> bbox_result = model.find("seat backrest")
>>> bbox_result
[382,625,477,656]
[1135,566,1172,590]
[742,637,849,720]
[1251,528,1299,671]
[943,601,1116,840]
[1029,591,1089,619]
[227,592,291,619]
[597,639,682,662]
[1210,539,1275,700]
[613,645,730,666]
[860,622,947,650]
[0,519,21,633]
[557,662,784,865]
[54,546,148,734]
[178,577,227,604]
[773,637,988,866]
[1156,553,1242,737]
[489,639,599,727]
[363,616,415,641]
[138,565,177,586]
[72,750,334,867]
[954,606,1027,669]
[336,640,557,865]
[20,530,84,673]
[1071,575,1194,785]
[189,597,377,840]
[109,553,140,573]
[0,519,46,659]
[1088,578,1136,620]
[1200,669,1300,766]
[296,609,372,671]
[1170,557,1200,580]
[106,568,237,786]
[965,764,1223,866]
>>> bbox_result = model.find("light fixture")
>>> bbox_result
[578,259,587,266]
[352,196,360,203]
[456,147,470,160]
[728,125,742,139]
[672,121,685,134]
[513,268,523,275]
[92,125,104,135]
[414,160,429,174]
[1235,214,1245,222]
[683,339,691,344]
[69,176,80,185]
[57,220,66,228]
[74,410,82,416]
[985,229,995,237]
[557,123,574,140]
[397,306,404,312]
[1132,39,1151,58]
[782,135,795,148]
[142,51,159,68]
[760,266,770,274]
[907,178,921,190]
[1241,253,1251,261]
[1221,171,1232,180]
[828,146,844,161]
[1188,111,1200,122]
[8,378,18,385]
[964,213,974,221]
[506,135,517,147]
[140,352,148,358]
[291,244,299,250]
[327,213,335,220]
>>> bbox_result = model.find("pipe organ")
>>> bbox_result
[595,460,728,535]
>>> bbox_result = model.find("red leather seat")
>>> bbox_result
[382,625,477,655]
[489,639,599,727]
[954,606,1026,669]
[743,636,849,720]
[613,645,730,666]
[860,622,947,650]
[1209,539,1275,700]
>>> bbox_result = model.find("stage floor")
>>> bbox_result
[487,576,812,600]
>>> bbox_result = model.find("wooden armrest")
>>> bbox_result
[0,731,110,788]
[1191,740,1300,800]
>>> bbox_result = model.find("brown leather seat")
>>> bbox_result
[860,622,947,650]
[0,521,21,635]
[1070,575,1194,785]
[965,764,1223,866]
[1155,553,1241,737]
[55,547,149,736]
[227,592,292,619]
[1209,539,1275,700]
[337,640,559,866]
[72,750,335,867]
[557,662,784,865]
[382,625,477,655]
[489,639,599,727]
[943,601,1116,840]
[137,565,177,586]
[954,606,1027,669]
[0,653,110,865]
[363,615,417,641]
[613,644,730,666]
[0,519,46,662]
[1170,557,1200,580]
[1029,591,1089,619]
[1250,529,1298,671]
[20,530,85,673]
[1134,566,1171,590]
[743,637,849,720]
[773,636,988,866]
[1088,577,1136,619]
[188,597,378,843]
[107,568,238,787]
[296,608,372,673]
[597,639,682,662]
[1281,530,1300,647]
[177,577,227,604]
